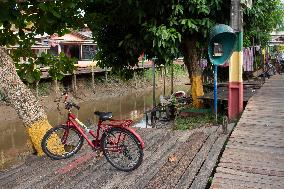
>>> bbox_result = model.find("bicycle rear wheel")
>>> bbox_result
[101,127,143,172]
[41,125,84,160]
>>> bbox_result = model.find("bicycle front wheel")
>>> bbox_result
[101,127,143,172]
[41,125,84,160]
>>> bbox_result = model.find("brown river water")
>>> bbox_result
[0,85,189,170]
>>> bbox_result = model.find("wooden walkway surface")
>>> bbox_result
[210,74,284,189]
[0,123,234,189]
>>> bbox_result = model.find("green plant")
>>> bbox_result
[37,82,52,96]
[15,59,42,84]
[36,52,77,81]
[143,68,154,81]
[174,112,223,130]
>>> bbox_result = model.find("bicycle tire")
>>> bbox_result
[41,125,84,160]
[101,127,143,172]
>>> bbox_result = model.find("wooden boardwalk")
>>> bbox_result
[210,74,284,189]
[0,123,234,189]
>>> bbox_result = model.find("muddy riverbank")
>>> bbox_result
[0,74,189,122]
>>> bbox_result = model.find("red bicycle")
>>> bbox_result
[41,92,144,172]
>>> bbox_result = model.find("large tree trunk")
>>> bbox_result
[183,37,204,108]
[0,48,53,156]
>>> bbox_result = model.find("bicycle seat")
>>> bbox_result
[94,111,113,121]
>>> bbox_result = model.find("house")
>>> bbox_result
[269,31,284,46]
[49,28,97,67]
[7,28,97,68]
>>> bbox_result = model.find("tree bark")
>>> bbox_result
[0,48,53,156]
[183,37,204,108]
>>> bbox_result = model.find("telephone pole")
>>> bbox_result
[228,0,244,120]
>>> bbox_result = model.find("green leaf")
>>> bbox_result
[51,9,61,18]
[125,34,132,39]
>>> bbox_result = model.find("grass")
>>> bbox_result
[174,111,224,130]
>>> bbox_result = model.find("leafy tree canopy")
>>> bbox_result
[0,0,82,82]
[243,0,284,47]
[0,0,230,68]
[0,0,283,70]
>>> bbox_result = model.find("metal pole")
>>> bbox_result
[152,58,156,107]
[214,65,218,122]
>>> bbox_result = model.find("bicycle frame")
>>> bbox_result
[65,112,145,149]
[42,92,145,172]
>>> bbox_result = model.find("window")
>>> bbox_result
[82,45,96,60]
[48,46,59,56]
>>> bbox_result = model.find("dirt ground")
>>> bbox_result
[0,75,189,123]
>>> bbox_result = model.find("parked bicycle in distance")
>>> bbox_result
[41,92,144,172]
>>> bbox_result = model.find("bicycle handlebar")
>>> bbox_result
[72,102,80,110]
[55,91,80,111]
[65,102,80,110]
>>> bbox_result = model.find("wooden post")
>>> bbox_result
[120,96,122,120]
[163,65,166,96]
[57,44,61,55]
[54,77,59,96]
[134,70,137,88]
[143,54,146,83]
[80,45,83,60]
[73,71,77,94]
[35,81,39,98]
[171,62,174,95]
[104,66,108,83]
[91,64,95,93]
[260,45,265,83]
[134,92,137,111]
[143,94,146,112]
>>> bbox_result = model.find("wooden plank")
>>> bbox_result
[62,129,172,189]
[37,129,168,188]
[161,131,217,189]
[220,147,284,160]
[143,132,208,189]
[0,155,64,188]
[226,143,284,155]
[174,127,221,189]
[0,129,161,189]
[210,75,284,189]
[211,177,282,189]
[217,162,284,177]
[228,138,284,148]
[212,168,284,188]
[106,131,190,189]
[189,124,234,189]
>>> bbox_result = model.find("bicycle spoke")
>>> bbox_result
[102,128,143,171]
[42,126,84,159]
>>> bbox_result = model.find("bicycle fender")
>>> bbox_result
[123,127,145,149]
